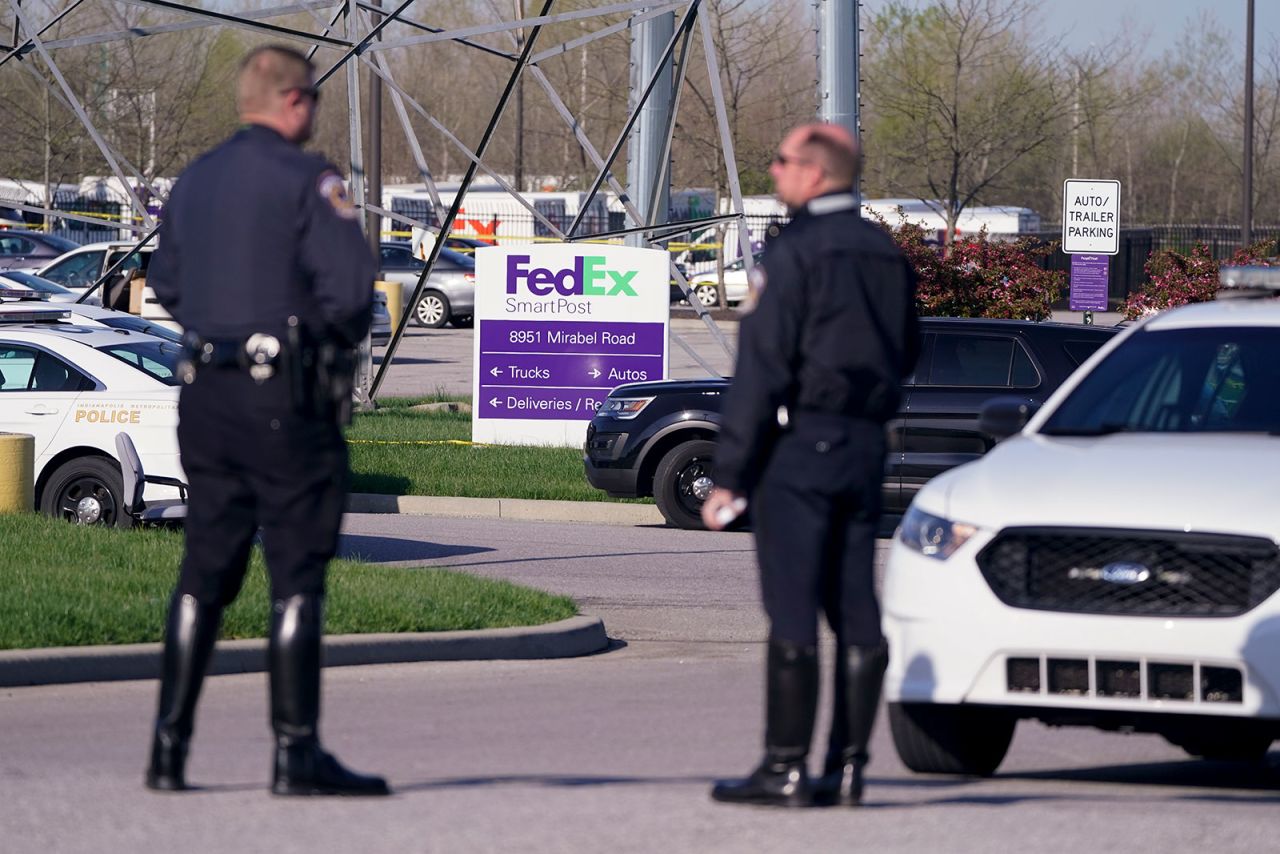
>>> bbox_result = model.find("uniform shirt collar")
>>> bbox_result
[803,191,859,217]
[242,123,290,144]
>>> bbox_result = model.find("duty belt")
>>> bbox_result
[180,333,283,384]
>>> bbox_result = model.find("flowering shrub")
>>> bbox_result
[890,221,1065,321]
[1122,239,1280,320]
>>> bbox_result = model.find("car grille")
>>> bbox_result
[976,527,1280,617]
[1006,655,1243,703]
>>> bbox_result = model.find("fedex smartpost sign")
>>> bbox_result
[472,245,669,446]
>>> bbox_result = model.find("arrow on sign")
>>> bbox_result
[489,397,502,407]
[490,366,502,377]
[588,368,601,379]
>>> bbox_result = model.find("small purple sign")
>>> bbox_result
[479,320,665,355]
[478,318,665,422]
[477,387,613,420]
[479,353,662,388]
[1069,254,1110,312]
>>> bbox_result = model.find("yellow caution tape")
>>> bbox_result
[347,438,488,447]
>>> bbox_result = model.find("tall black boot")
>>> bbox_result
[269,593,390,796]
[146,593,222,791]
[819,641,889,806]
[711,639,818,808]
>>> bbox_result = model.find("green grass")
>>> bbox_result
[346,396,650,503]
[0,513,576,650]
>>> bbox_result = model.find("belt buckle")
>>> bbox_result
[245,333,281,384]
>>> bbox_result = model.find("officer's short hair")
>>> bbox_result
[799,127,861,188]
[237,45,315,114]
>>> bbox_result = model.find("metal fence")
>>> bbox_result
[379,206,1280,309]
[385,202,610,245]
[49,195,127,245]
[383,205,786,263]
[1032,225,1280,308]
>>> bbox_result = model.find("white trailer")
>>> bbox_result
[383,185,610,245]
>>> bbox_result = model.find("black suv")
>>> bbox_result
[584,318,1119,529]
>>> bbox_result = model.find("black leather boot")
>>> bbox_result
[818,641,889,806]
[146,593,222,791]
[711,639,818,807]
[269,594,390,797]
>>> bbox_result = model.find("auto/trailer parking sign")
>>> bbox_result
[472,245,669,446]
[1062,179,1121,255]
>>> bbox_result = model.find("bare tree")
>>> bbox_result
[864,0,1091,250]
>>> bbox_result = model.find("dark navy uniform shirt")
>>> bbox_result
[715,192,921,494]
[149,124,373,346]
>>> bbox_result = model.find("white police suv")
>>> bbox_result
[883,267,1280,774]
[0,303,182,527]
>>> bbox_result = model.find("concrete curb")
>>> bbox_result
[0,615,608,688]
[346,493,665,526]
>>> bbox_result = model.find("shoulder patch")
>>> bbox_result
[317,171,359,220]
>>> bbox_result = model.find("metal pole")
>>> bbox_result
[626,9,674,246]
[345,0,366,241]
[368,0,382,254]
[370,0,557,402]
[7,0,155,229]
[0,0,83,68]
[697,5,754,281]
[514,0,525,193]
[121,0,350,48]
[817,0,860,206]
[1243,0,1254,249]
[566,2,697,238]
[344,0,371,407]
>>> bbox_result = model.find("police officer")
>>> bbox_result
[144,45,388,797]
[703,124,919,807]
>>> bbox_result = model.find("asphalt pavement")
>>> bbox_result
[3,513,1278,853]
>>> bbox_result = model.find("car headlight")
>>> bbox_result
[600,396,654,419]
[898,505,978,560]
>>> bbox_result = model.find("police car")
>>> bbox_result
[0,297,182,341]
[0,303,183,527]
[883,267,1280,774]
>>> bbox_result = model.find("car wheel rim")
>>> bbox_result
[674,456,713,517]
[696,287,717,307]
[58,476,116,526]
[417,297,445,325]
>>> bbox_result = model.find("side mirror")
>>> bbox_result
[978,397,1039,441]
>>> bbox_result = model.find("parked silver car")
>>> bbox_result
[0,230,79,271]
[378,242,475,328]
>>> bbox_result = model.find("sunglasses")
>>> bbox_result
[771,151,813,168]
[282,85,321,103]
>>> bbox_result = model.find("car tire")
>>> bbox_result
[1164,730,1274,761]
[413,290,451,328]
[694,284,718,308]
[39,456,131,528]
[653,439,718,530]
[448,314,474,329]
[888,702,1015,776]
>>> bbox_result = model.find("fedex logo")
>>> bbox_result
[506,254,638,297]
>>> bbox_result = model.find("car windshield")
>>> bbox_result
[98,340,183,386]
[97,315,182,343]
[0,271,72,294]
[1040,326,1280,436]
